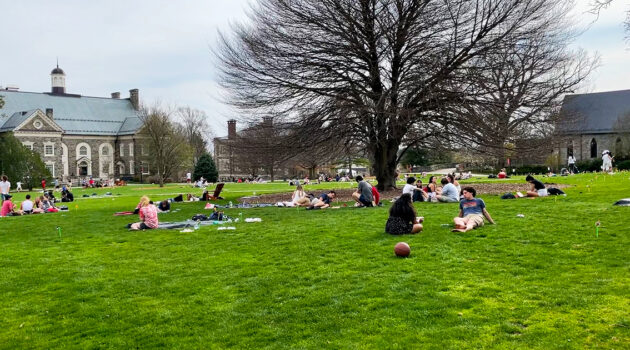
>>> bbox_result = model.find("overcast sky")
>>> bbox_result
[1,0,629,136]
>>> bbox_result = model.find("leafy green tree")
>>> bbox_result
[193,153,218,182]
[0,133,50,190]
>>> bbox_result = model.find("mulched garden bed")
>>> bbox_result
[238,182,571,204]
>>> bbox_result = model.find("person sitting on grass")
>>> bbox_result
[402,176,417,196]
[525,174,547,197]
[452,187,495,232]
[61,189,74,202]
[20,195,34,214]
[305,190,336,210]
[351,175,374,207]
[128,196,159,230]
[498,168,507,179]
[426,176,437,201]
[385,193,423,235]
[279,185,307,207]
[1,195,15,217]
[413,180,428,202]
[447,174,461,196]
[436,178,459,203]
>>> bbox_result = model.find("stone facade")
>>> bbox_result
[557,133,628,165]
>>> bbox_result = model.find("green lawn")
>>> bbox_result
[0,173,628,349]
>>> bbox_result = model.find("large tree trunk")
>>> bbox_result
[372,140,399,191]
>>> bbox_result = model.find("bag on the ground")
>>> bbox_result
[547,188,565,196]
[501,193,516,199]
[191,214,208,221]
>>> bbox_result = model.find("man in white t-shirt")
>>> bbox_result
[16,182,22,192]
[20,194,34,213]
[402,177,417,196]
[0,175,11,201]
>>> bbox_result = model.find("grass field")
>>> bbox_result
[0,173,628,349]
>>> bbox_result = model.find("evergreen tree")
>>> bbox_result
[193,153,218,182]
[0,133,51,190]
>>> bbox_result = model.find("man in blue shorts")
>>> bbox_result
[452,186,495,232]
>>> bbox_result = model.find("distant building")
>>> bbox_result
[556,89,630,164]
[0,65,150,182]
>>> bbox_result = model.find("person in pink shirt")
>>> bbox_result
[1,195,15,217]
[129,196,159,230]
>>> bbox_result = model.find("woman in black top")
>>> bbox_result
[385,193,423,235]
[525,175,548,197]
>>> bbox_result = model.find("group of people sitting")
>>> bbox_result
[1,191,62,217]
[402,175,461,203]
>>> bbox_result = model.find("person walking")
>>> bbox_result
[568,154,577,174]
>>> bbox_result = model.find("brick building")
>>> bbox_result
[0,65,150,182]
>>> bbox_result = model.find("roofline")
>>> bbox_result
[0,89,133,101]
[564,88,630,98]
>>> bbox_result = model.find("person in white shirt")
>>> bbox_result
[402,177,417,196]
[20,194,34,214]
[567,155,577,174]
[0,175,11,201]
[186,172,192,184]
[16,181,22,192]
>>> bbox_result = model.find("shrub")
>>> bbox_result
[616,160,630,170]
[576,159,603,172]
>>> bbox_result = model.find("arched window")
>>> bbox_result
[567,141,574,157]
[102,147,109,156]
[590,138,597,158]
[615,137,623,157]
[79,146,88,156]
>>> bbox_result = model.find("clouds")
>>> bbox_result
[1,0,629,136]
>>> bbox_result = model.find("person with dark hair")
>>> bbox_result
[306,190,336,209]
[402,176,417,196]
[426,176,437,201]
[352,175,374,207]
[61,189,74,202]
[525,175,547,197]
[447,174,461,195]
[157,200,171,212]
[0,175,10,202]
[413,180,427,202]
[385,193,423,235]
[20,194,34,214]
[452,187,495,232]
[1,195,15,217]
[436,178,459,203]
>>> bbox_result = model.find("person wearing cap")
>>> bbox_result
[1,195,15,217]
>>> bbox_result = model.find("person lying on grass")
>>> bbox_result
[351,175,375,207]
[304,190,336,210]
[128,196,159,230]
[385,193,423,235]
[525,175,547,197]
[452,187,495,232]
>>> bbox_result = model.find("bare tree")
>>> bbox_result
[589,0,630,42]
[444,31,597,166]
[177,106,213,167]
[139,104,192,187]
[217,0,588,190]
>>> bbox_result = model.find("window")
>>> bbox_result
[141,161,150,175]
[44,144,55,156]
[120,144,124,157]
[129,143,134,156]
[567,142,573,157]
[129,160,135,175]
[141,144,148,156]
[590,138,597,158]
[22,142,34,151]
[79,146,88,156]
[45,163,55,177]
[101,146,109,156]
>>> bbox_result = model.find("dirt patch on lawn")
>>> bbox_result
[238,182,571,204]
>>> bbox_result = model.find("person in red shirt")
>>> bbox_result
[41,179,46,191]
[1,195,15,217]
[497,168,507,179]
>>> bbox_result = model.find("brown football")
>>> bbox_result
[394,242,410,257]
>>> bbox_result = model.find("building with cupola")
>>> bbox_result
[0,65,150,182]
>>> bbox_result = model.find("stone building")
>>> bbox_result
[555,89,630,164]
[0,65,150,182]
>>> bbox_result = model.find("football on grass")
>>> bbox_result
[394,242,410,257]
